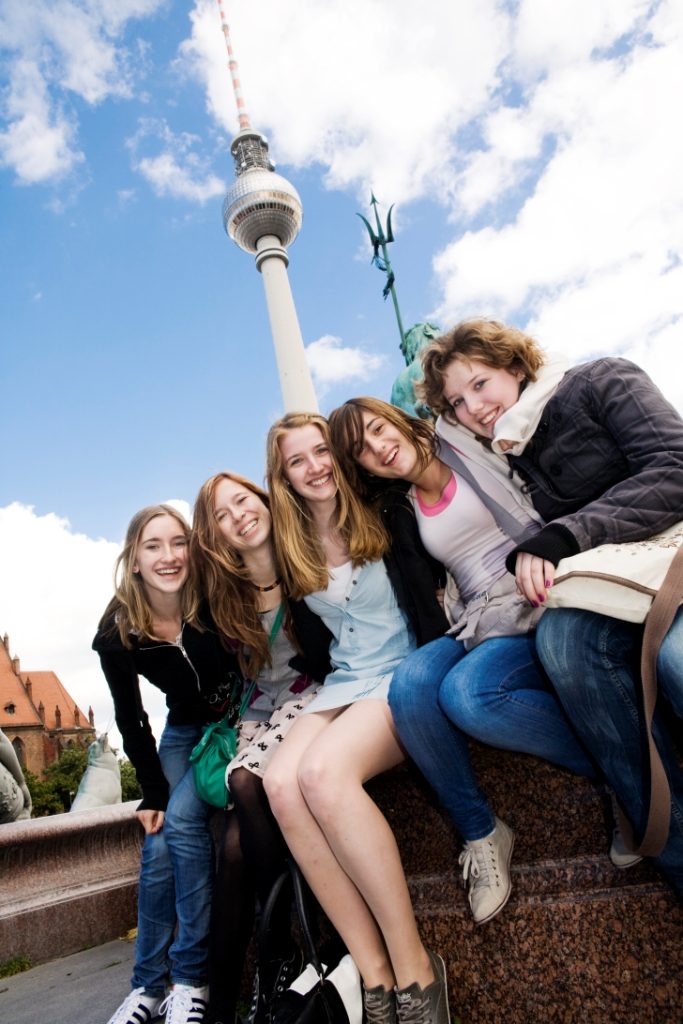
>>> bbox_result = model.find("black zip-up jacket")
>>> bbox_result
[93,608,243,811]
[377,483,450,646]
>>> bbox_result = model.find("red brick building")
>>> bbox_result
[0,633,95,776]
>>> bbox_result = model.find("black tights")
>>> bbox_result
[207,768,292,1022]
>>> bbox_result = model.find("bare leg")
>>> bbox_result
[264,703,433,991]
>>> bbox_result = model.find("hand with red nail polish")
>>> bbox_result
[514,552,556,606]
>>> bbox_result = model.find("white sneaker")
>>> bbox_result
[106,988,163,1024]
[458,817,514,924]
[159,984,209,1024]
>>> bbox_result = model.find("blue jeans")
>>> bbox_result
[133,723,215,996]
[536,608,683,898]
[389,634,595,841]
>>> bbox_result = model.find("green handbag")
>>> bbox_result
[189,603,284,808]
[189,680,256,808]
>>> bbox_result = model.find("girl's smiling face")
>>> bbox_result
[442,357,524,437]
[133,513,189,597]
[355,410,420,482]
[213,477,272,552]
[278,423,337,505]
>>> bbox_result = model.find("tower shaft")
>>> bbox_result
[216,2,317,412]
[256,237,317,411]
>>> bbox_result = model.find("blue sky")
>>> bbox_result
[2,0,682,746]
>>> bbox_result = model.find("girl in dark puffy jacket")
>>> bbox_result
[419,317,683,899]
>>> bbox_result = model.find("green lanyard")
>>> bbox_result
[267,601,285,647]
[239,602,286,718]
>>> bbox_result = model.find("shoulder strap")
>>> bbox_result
[436,437,531,544]
[622,543,683,856]
[288,858,324,974]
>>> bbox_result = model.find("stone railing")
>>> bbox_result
[0,802,142,964]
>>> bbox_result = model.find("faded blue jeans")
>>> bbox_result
[133,723,214,996]
[536,608,683,899]
[388,633,595,841]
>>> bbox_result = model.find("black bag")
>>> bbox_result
[264,861,362,1024]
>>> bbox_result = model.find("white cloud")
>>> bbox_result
[430,1,683,393]
[117,187,137,206]
[180,0,511,203]
[0,0,165,185]
[0,503,123,745]
[305,335,385,396]
[127,118,225,202]
[0,59,83,183]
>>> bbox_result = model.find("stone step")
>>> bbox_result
[368,744,625,874]
[412,865,682,1024]
[366,746,683,1023]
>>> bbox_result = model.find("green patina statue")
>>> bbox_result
[391,321,442,419]
[357,195,441,419]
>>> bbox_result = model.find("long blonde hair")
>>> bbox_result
[100,504,201,648]
[266,412,388,598]
[191,472,277,679]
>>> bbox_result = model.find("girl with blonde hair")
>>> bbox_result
[94,505,244,1024]
[191,472,330,1024]
[263,412,450,1024]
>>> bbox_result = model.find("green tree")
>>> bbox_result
[120,759,142,801]
[24,746,88,815]
[23,766,65,816]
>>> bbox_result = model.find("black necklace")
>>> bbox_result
[251,577,282,593]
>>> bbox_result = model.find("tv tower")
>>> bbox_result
[216,1,318,412]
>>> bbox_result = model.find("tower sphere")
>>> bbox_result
[222,168,303,254]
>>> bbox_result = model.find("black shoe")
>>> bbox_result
[245,948,305,1024]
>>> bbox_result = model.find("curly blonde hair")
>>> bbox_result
[266,412,388,598]
[419,318,546,421]
[100,505,201,647]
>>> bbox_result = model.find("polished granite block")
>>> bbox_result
[414,878,682,1024]
[366,743,682,1022]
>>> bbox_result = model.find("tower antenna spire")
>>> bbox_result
[216,0,250,132]
[215,2,317,412]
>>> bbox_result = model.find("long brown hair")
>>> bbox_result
[419,318,546,421]
[266,412,388,599]
[329,396,438,498]
[191,472,279,679]
[100,505,200,648]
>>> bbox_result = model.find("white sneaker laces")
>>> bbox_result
[159,986,207,1024]
[459,835,495,890]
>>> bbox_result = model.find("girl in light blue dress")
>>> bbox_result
[262,413,449,1024]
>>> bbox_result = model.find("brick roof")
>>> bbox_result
[0,644,42,727]
[0,634,91,732]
